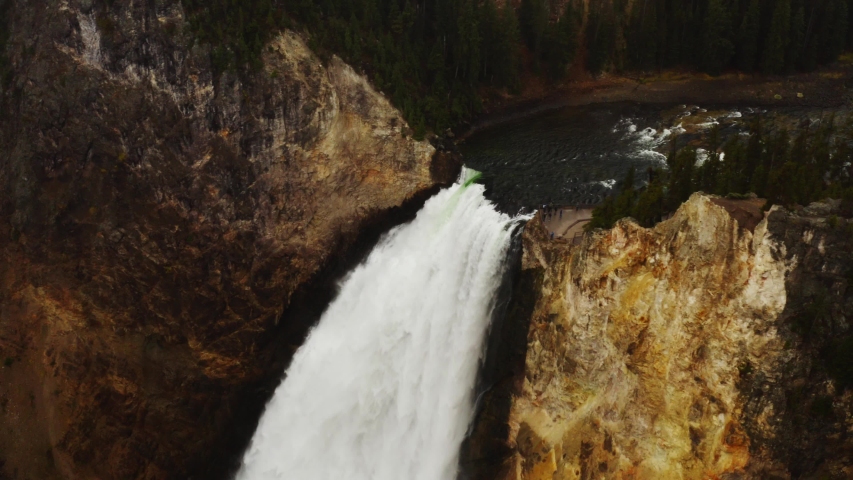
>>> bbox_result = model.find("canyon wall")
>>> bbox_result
[0,1,455,478]
[464,194,853,479]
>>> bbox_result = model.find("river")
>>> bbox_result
[460,102,782,211]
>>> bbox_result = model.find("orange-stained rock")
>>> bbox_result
[463,195,853,480]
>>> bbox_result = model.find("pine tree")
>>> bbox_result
[720,137,746,194]
[627,0,658,70]
[826,0,849,62]
[389,0,404,37]
[451,0,480,85]
[479,1,521,88]
[701,0,735,75]
[612,166,638,222]
[0,0,13,90]
[621,165,637,192]
[700,125,722,192]
[761,0,791,74]
[736,0,761,72]
[743,117,763,189]
[663,1,687,66]
[587,196,617,230]
[544,4,579,79]
[753,129,788,195]
[519,0,549,71]
[632,178,665,226]
[787,6,805,72]
[587,6,616,74]
[848,0,853,50]
[654,0,669,68]
[496,2,522,88]
[667,147,697,207]
[480,0,498,81]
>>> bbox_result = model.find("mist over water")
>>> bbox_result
[236,170,528,480]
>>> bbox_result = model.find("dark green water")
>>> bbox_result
[460,102,759,211]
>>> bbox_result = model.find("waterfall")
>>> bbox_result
[236,170,528,480]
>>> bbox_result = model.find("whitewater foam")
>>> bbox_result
[695,148,708,166]
[236,170,528,480]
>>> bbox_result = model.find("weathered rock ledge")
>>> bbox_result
[463,194,853,480]
[0,1,457,478]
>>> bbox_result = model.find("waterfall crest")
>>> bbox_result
[237,170,527,480]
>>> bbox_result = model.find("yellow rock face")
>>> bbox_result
[503,194,791,480]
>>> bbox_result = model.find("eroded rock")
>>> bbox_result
[0,1,454,478]
[464,194,853,479]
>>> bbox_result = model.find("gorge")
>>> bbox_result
[2,1,853,479]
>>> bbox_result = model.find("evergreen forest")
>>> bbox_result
[587,117,853,230]
[178,0,853,137]
[0,0,12,90]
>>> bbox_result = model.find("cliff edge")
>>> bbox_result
[464,194,853,479]
[0,1,455,478]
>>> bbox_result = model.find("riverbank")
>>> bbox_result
[460,59,853,140]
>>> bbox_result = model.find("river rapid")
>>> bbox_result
[459,102,831,211]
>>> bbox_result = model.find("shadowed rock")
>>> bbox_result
[0,1,458,478]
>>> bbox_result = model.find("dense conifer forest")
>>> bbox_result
[587,117,853,230]
[170,0,853,220]
[0,0,12,90]
[178,0,853,137]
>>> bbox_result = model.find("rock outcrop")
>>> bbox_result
[0,1,454,478]
[463,194,853,479]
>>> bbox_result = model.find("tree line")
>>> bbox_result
[174,0,853,137]
[587,117,853,230]
[620,0,852,76]
[0,0,12,91]
[179,0,537,137]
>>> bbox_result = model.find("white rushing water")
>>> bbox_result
[237,170,528,480]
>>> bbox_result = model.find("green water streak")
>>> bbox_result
[462,170,482,188]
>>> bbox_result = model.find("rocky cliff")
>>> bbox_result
[0,1,455,478]
[463,194,853,479]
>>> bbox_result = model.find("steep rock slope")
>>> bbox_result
[0,1,454,478]
[464,194,853,479]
